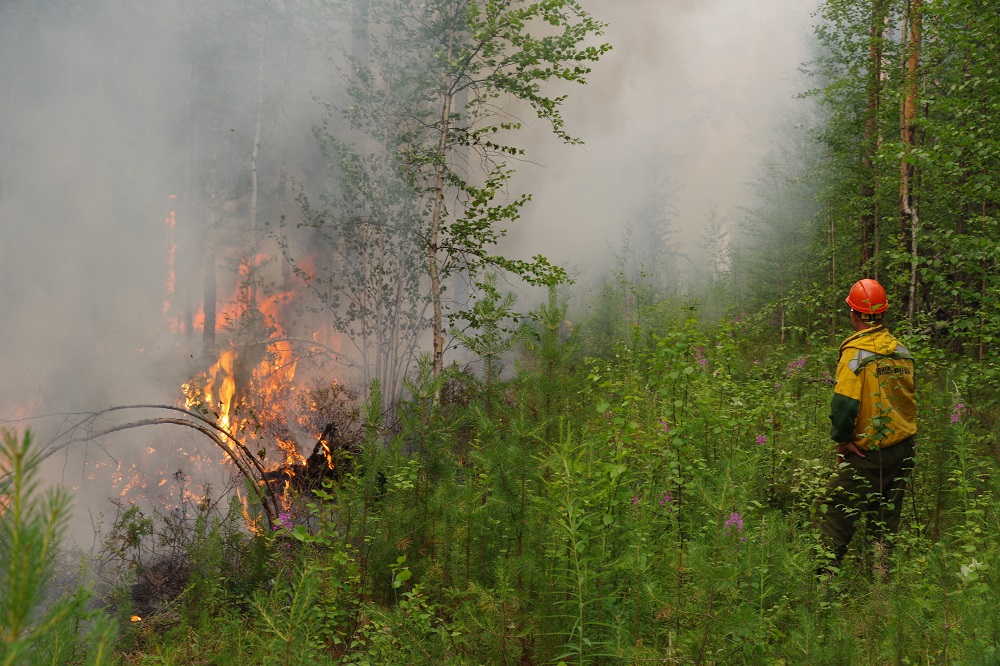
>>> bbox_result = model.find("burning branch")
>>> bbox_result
[233,336,357,367]
[7,404,282,529]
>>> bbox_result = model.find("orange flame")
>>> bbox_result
[237,489,265,536]
[183,349,238,434]
[173,243,350,518]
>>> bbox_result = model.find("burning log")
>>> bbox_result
[260,422,355,497]
[19,404,283,530]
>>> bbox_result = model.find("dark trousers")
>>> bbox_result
[817,436,916,563]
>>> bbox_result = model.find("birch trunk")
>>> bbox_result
[429,25,456,381]
[248,10,269,306]
[861,0,885,274]
[899,0,922,325]
[203,252,217,355]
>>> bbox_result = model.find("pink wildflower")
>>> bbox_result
[724,511,743,536]
[785,357,806,377]
[274,512,292,531]
[693,346,708,367]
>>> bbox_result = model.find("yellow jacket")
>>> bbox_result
[830,325,917,449]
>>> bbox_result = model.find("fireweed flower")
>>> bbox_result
[273,512,292,531]
[756,434,767,446]
[785,357,806,377]
[724,511,745,541]
[631,495,642,505]
[951,402,967,424]
[658,419,671,434]
[659,491,673,509]
[693,346,708,367]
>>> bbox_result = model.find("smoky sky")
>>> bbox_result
[506,0,820,280]
[0,2,323,415]
[1,0,819,531]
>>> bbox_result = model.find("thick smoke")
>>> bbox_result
[0,0,818,538]
[0,3,332,538]
[506,0,820,287]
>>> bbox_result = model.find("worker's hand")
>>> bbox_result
[836,441,866,459]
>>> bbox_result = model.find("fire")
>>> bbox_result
[182,348,237,434]
[216,350,237,432]
[238,488,265,536]
[3,394,44,432]
[152,239,350,522]
[178,249,339,491]
[13,200,347,521]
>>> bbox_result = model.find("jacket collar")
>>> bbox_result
[839,324,886,355]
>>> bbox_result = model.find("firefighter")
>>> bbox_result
[817,278,917,575]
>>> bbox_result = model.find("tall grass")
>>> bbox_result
[14,293,1000,664]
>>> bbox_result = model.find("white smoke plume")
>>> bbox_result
[0,0,818,539]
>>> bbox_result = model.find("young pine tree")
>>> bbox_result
[0,430,116,666]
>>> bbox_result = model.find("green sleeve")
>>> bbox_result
[830,392,860,443]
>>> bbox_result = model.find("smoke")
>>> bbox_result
[0,0,819,539]
[505,0,821,289]
[1,6,170,410]
[0,3,321,540]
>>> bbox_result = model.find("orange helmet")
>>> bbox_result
[846,278,888,314]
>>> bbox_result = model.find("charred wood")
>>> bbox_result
[260,422,357,497]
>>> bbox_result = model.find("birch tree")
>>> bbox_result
[318,0,610,382]
[898,0,922,323]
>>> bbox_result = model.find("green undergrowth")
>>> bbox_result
[54,295,1000,664]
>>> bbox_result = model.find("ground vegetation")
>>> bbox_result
[4,1,1000,664]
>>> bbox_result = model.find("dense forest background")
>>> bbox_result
[2,0,1000,664]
